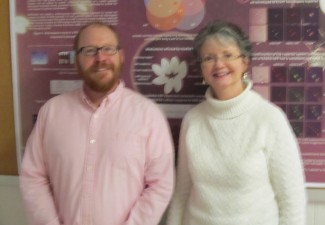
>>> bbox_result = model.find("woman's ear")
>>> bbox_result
[242,56,250,70]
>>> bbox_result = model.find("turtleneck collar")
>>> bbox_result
[204,80,260,119]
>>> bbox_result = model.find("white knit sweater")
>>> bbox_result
[167,81,306,225]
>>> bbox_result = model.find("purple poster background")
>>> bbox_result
[11,0,325,186]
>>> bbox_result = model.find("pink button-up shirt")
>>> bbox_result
[20,82,175,225]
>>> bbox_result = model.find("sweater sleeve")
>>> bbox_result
[266,109,306,225]
[166,116,192,225]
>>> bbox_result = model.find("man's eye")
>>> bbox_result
[102,47,113,53]
[85,48,96,54]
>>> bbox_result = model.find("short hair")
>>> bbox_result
[193,20,252,61]
[73,21,121,52]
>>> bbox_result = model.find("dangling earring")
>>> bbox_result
[202,79,207,85]
[242,72,248,80]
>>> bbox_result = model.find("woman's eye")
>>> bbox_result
[203,56,214,62]
[224,54,233,59]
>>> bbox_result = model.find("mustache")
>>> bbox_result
[91,63,114,71]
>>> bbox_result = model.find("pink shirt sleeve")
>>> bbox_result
[19,107,62,225]
[125,108,175,225]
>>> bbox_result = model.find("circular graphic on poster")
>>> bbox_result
[144,0,206,31]
[131,32,207,118]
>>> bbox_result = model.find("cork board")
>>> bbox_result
[0,0,18,175]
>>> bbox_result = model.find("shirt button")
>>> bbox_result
[87,166,93,171]
[90,139,96,144]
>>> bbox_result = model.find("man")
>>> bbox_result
[20,21,175,225]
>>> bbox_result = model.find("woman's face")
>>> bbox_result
[200,36,249,100]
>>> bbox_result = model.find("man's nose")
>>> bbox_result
[94,50,109,62]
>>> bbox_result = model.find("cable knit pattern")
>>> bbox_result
[167,80,306,225]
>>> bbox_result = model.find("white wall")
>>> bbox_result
[0,176,27,225]
[307,189,325,225]
[1,175,325,225]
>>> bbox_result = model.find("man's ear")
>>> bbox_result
[119,49,125,63]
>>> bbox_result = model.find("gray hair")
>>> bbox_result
[193,20,252,62]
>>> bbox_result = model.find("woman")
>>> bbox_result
[166,21,306,225]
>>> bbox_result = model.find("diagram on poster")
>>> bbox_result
[10,0,325,186]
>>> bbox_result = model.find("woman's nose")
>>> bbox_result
[214,58,225,68]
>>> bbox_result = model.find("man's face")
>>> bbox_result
[75,25,124,93]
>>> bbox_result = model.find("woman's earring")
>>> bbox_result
[202,79,207,85]
[242,72,248,80]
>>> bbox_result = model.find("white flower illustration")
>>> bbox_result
[152,56,188,94]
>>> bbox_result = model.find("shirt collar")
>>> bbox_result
[80,81,125,110]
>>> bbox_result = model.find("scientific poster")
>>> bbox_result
[10,0,325,186]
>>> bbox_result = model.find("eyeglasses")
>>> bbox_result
[77,45,121,56]
[200,54,243,65]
